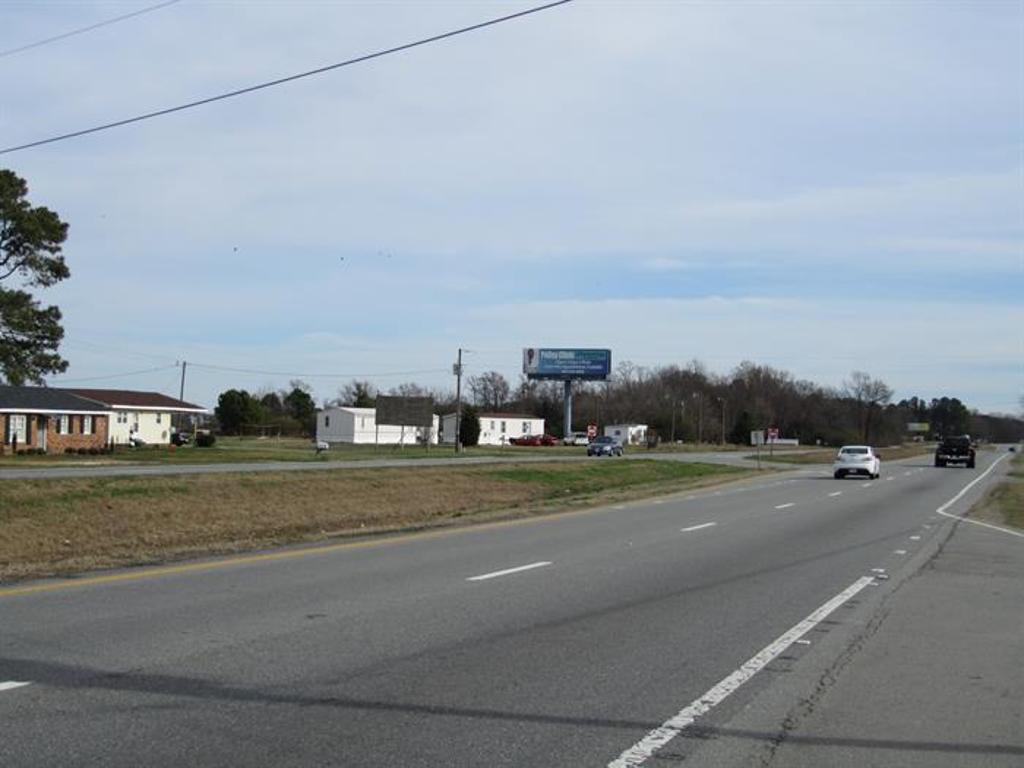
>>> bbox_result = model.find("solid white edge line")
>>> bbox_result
[608,576,874,768]
[681,522,717,533]
[0,681,31,692]
[936,454,1023,539]
[466,561,552,581]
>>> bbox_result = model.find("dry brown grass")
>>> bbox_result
[968,453,1024,531]
[0,461,746,581]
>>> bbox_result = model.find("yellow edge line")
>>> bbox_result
[0,469,760,600]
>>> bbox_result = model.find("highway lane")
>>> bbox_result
[0,452,1013,767]
[0,449,759,480]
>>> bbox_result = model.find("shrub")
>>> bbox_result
[88,447,100,455]
[195,432,216,448]
[65,447,76,454]
[77,447,89,455]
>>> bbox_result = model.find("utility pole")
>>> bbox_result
[453,348,463,453]
[718,396,726,446]
[177,360,187,433]
[695,392,704,445]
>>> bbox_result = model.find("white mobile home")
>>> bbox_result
[440,412,545,446]
[317,407,439,445]
[604,424,648,445]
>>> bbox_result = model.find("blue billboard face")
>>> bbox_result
[523,348,611,380]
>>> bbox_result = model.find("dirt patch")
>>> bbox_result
[0,461,748,582]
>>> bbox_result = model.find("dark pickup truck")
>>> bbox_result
[935,435,975,468]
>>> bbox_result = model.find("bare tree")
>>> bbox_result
[844,371,894,443]
[468,371,510,411]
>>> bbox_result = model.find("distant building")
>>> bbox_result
[66,389,208,445]
[440,412,545,446]
[604,423,648,445]
[0,386,111,454]
[317,406,439,445]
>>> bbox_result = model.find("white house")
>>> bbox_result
[440,412,545,446]
[65,389,208,445]
[604,423,648,445]
[317,406,439,445]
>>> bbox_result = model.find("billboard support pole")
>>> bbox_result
[563,379,572,439]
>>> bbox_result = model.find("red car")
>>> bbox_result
[509,434,559,446]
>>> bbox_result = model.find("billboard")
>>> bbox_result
[523,348,611,381]
[906,422,930,433]
[375,396,435,428]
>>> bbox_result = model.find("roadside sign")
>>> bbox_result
[751,430,765,446]
[586,423,598,439]
[767,427,779,441]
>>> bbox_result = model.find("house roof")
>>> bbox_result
[63,388,207,413]
[0,386,111,414]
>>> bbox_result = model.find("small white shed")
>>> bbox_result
[317,407,439,445]
[604,423,648,445]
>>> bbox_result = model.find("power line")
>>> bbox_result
[49,364,179,384]
[0,0,183,59]
[0,0,575,156]
[187,362,451,379]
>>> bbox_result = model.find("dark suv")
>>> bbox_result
[935,435,975,468]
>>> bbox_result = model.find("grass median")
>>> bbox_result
[968,452,1024,531]
[0,459,751,582]
[746,443,936,465]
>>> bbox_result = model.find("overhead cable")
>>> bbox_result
[0,0,183,59]
[0,0,575,155]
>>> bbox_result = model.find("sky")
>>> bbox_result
[2,0,1021,414]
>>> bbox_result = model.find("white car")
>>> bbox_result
[563,432,591,446]
[833,445,881,479]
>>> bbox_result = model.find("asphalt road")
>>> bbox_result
[0,449,759,480]
[1,452,1020,767]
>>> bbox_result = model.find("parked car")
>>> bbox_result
[588,435,623,457]
[833,445,881,479]
[170,431,190,447]
[510,434,559,446]
[563,432,591,446]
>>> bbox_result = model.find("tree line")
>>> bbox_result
[214,362,1022,445]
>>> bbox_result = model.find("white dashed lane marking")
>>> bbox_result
[894,549,908,555]
[774,503,795,510]
[681,522,717,533]
[0,682,31,693]
[466,561,552,582]
[828,491,842,497]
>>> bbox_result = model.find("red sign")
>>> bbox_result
[586,423,598,439]
[767,427,779,440]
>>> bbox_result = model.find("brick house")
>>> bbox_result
[0,386,111,454]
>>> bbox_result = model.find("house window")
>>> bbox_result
[522,422,530,434]
[360,417,366,428]
[325,415,330,427]
[156,413,162,424]
[118,411,127,424]
[58,414,70,434]
[83,416,93,435]
[500,421,507,433]
[490,420,496,430]
[8,415,27,443]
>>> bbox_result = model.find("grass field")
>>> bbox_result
[0,459,751,582]
[969,452,1023,531]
